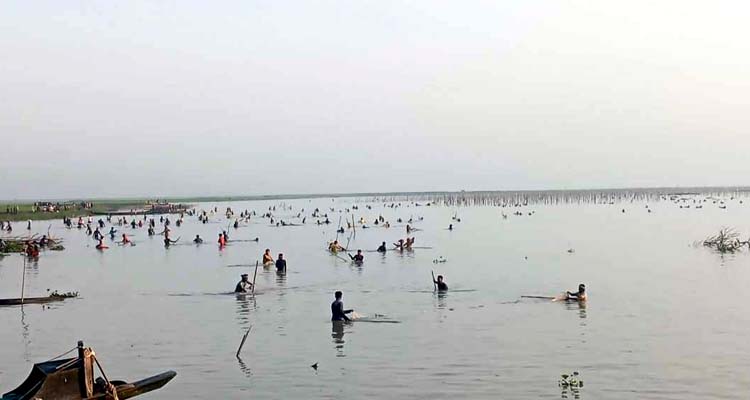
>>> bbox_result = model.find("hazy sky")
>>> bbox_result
[1,1,749,200]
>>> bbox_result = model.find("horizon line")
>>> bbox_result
[2,184,750,204]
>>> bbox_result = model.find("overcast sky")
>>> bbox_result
[1,1,748,200]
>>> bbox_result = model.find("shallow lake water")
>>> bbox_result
[2,193,750,399]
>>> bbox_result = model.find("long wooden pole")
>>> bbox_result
[21,255,26,305]
[335,215,343,242]
[251,261,258,295]
[236,326,252,358]
[431,270,437,292]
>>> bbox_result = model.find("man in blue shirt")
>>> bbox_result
[331,291,353,322]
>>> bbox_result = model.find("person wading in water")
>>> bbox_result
[331,291,354,322]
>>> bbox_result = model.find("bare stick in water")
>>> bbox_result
[335,215,343,242]
[251,261,258,295]
[236,326,252,358]
[21,255,26,305]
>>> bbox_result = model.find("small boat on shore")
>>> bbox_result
[1,341,176,400]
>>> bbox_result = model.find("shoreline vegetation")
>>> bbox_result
[2,185,749,222]
[1,200,190,222]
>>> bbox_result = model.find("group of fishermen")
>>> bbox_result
[233,249,287,293]
[328,283,585,323]
[327,237,417,260]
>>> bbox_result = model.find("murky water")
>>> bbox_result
[2,194,750,399]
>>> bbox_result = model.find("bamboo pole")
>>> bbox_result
[236,326,252,358]
[21,255,26,305]
[251,261,258,295]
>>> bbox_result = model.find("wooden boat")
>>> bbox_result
[1,341,176,400]
[0,296,64,306]
[0,293,76,307]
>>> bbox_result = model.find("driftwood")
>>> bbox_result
[702,228,750,253]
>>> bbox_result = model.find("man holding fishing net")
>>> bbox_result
[565,284,587,301]
[331,291,354,322]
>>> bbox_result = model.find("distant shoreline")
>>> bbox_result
[2,185,750,204]
[0,200,190,222]
[2,186,749,222]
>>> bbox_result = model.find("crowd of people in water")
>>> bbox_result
[4,201,587,323]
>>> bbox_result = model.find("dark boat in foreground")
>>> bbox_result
[0,292,77,307]
[1,341,176,400]
[0,296,63,306]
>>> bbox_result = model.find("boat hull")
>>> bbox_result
[0,296,64,306]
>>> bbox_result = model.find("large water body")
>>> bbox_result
[2,192,750,399]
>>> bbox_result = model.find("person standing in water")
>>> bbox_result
[377,242,387,253]
[262,249,274,264]
[434,275,448,291]
[234,274,253,293]
[331,291,353,322]
[349,250,364,263]
[566,284,587,301]
[329,240,344,252]
[275,253,287,272]
[393,239,405,251]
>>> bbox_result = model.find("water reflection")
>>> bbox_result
[331,321,346,357]
[351,262,364,275]
[434,291,448,309]
[560,386,581,399]
[235,294,257,326]
[275,270,286,286]
[237,357,252,378]
[564,301,587,323]
[21,307,30,362]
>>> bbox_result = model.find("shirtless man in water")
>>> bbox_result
[262,249,274,264]
[566,284,587,301]
[329,240,344,253]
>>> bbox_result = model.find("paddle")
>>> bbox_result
[431,270,437,292]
